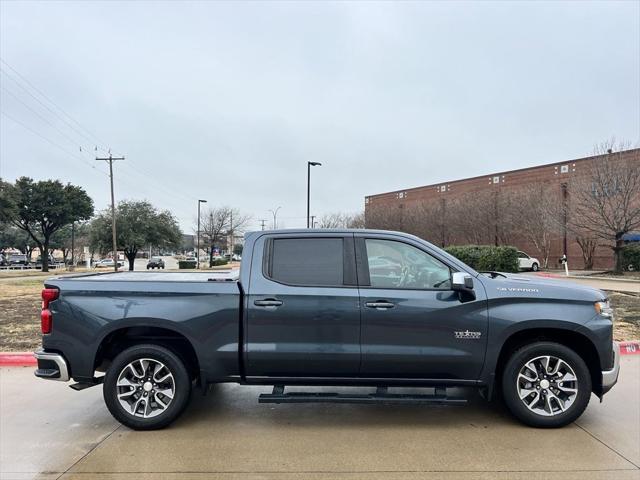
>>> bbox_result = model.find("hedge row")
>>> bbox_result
[444,245,520,273]
[622,244,640,271]
[178,260,197,269]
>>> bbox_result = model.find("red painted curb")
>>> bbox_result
[0,352,37,366]
[619,341,640,355]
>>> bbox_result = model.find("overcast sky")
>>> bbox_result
[1,1,638,232]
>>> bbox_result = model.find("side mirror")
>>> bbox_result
[452,272,475,300]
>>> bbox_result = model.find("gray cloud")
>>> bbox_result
[1,1,638,231]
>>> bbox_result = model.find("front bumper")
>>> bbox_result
[34,349,70,382]
[601,341,620,395]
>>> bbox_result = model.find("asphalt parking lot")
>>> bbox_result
[1,357,638,480]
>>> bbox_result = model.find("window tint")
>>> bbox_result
[269,238,344,286]
[365,239,451,289]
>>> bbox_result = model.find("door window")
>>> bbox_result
[365,239,451,289]
[267,238,344,286]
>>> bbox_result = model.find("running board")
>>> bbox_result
[258,385,467,405]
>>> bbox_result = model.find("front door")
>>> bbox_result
[245,233,361,378]
[357,234,488,380]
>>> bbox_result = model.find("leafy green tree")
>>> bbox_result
[0,177,94,271]
[90,200,182,271]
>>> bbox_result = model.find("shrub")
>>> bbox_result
[621,244,640,271]
[211,259,228,267]
[178,260,197,269]
[445,245,520,272]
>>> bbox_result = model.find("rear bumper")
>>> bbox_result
[601,342,620,395]
[34,349,70,382]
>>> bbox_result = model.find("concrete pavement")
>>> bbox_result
[1,357,638,480]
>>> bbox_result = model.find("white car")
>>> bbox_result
[517,251,540,271]
[94,259,123,268]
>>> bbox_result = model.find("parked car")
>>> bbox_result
[147,257,165,269]
[35,255,57,267]
[34,229,618,430]
[517,251,540,271]
[94,259,123,268]
[7,254,30,266]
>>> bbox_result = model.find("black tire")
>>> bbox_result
[103,344,191,430]
[502,342,591,428]
[531,263,539,272]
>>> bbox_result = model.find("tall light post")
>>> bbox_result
[197,199,207,269]
[269,206,281,230]
[307,161,322,228]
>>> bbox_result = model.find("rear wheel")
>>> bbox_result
[103,344,191,430]
[502,342,591,428]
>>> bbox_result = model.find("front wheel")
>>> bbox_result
[502,342,591,428]
[531,263,539,272]
[103,344,192,430]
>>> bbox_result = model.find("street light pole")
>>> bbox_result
[197,199,207,269]
[307,161,322,228]
[269,206,281,230]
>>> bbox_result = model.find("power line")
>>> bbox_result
[0,58,112,153]
[1,85,100,155]
[1,111,109,177]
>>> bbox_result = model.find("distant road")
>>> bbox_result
[521,272,639,294]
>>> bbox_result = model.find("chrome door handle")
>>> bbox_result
[254,299,283,307]
[365,301,395,309]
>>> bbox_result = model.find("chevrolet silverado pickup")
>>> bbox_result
[34,229,620,430]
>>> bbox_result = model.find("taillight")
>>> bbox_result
[41,309,52,334]
[41,288,59,334]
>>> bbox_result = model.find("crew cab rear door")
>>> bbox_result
[244,233,360,378]
[356,233,488,380]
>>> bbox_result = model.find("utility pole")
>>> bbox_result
[310,215,316,228]
[259,219,267,231]
[307,162,322,228]
[70,221,75,271]
[228,211,233,258]
[197,199,207,269]
[96,154,125,272]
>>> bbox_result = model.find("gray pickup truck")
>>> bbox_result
[34,229,620,430]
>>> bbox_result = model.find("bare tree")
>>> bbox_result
[196,206,251,266]
[365,203,402,231]
[511,184,562,268]
[575,235,599,270]
[317,211,366,229]
[568,141,640,272]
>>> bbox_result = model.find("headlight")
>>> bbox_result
[595,300,614,319]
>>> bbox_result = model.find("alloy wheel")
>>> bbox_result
[116,358,175,418]
[516,355,578,416]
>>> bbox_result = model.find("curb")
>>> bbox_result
[0,352,37,366]
[1,342,639,367]
[619,341,640,355]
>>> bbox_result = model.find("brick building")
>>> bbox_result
[364,148,640,270]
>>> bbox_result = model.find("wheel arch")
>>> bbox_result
[488,327,601,399]
[94,325,201,383]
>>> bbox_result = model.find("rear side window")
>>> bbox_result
[267,238,344,286]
